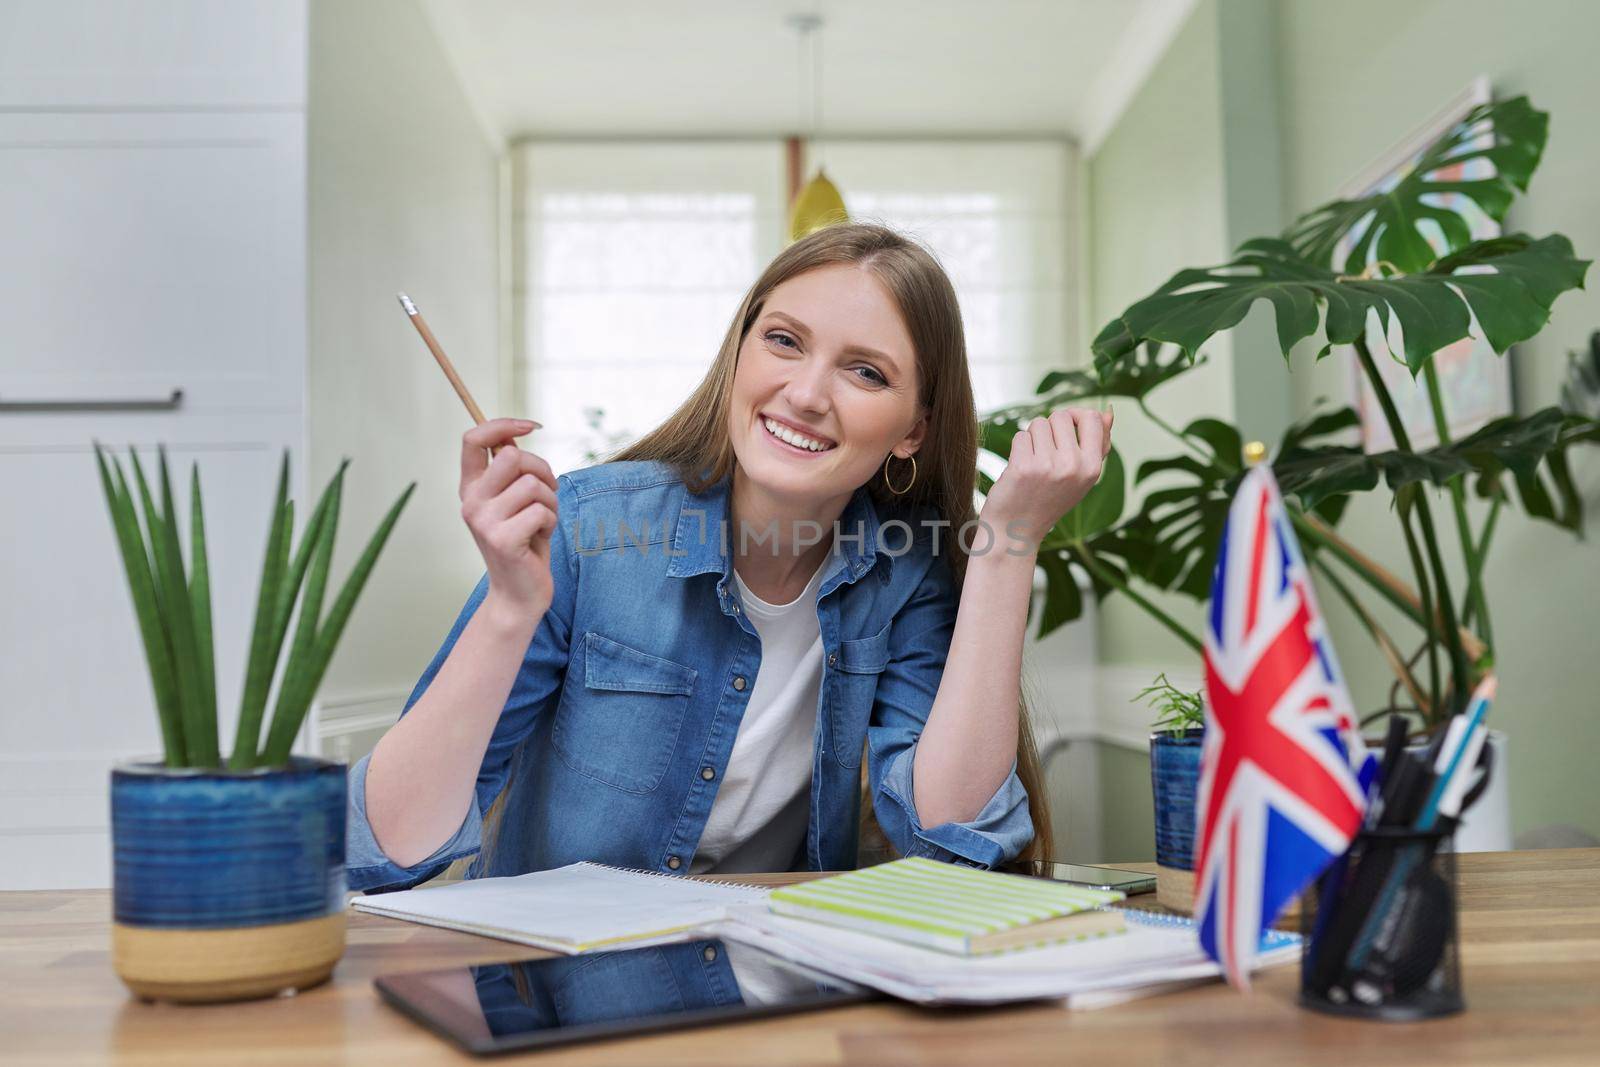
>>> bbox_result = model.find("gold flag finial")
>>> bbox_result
[1243,441,1268,467]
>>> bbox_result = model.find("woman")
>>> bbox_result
[346,223,1112,895]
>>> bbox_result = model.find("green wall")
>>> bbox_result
[1098,742,1156,863]
[1087,0,1233,675]
[1082,0,1232,862]
[1085,0,1600,858]
[1275,0,1600,837]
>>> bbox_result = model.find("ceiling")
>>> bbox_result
[418,0,1197,150]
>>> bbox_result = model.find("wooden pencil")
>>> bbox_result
[398,292,539,455]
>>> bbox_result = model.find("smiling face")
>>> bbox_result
[728,262,927,503]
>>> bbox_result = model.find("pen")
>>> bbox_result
[1366,714,1411,829]
[1415,677,1496,831]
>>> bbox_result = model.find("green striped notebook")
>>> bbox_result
[768,857,1128,956]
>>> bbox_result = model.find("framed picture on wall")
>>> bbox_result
[1335,75,1516,452]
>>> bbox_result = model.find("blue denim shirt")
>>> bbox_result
[346,459,1034,893]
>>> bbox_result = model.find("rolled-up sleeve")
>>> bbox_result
[865,542,1035,870]
[346,473,581,894]
[345,749,484,891]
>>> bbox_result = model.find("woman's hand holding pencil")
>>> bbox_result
[459,420,559,624]
[362,295,555,869]
[397,292,556,625]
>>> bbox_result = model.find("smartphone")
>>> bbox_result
[1009,861,1157,895]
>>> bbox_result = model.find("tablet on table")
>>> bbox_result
[374,936,879,1056]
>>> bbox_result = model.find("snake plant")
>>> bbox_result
[94,445,414,768]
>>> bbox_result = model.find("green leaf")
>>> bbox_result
[1272,447,1474,511]
[1260,407,1600,536]
[1029,343,1199,404]
[124,448,166,616]
[1126,416,1242,599]
[312,483,417,664]
[188,462,218,765]
[1450,407,1564,480]
[233,459,347,765]
[262,465,346,764]
[1092,233,1589,378]
[274,465,346,643]
[1136,454,1217,484]
[1127,408,1362,601]
[1286,96,1549,274]
[1280,406,1361,453]
[1269,407,1359,525]
[1026,523,1158,640]
[1429,235,1592,355]
[95,445,185,766]
[1181,418,1243,471]
[1451,408,1600,532]
[1136,672,1207,732]
[984,346,1199,446]
[159,446,216,766]
[1033,550,1083,639]
[130,447,211,767]
[1272,447,1380,508]
[232,452,292,769]
[262,481,416,765]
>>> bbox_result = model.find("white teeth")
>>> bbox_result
[763,417,833,452]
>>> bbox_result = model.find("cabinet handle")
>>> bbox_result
[0,389,184,413]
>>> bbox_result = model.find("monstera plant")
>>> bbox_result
[983,95,1599,733]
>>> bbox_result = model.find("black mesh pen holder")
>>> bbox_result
[1299,824,1463,1020]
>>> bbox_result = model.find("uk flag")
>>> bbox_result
[1194,463,1376,990]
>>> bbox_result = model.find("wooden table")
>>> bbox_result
[3,850,1596,1066]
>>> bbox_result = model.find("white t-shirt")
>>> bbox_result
[690,546,834,875]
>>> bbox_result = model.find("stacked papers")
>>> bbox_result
[714,905,1301,1006]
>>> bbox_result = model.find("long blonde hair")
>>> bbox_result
[473,223,1054,876]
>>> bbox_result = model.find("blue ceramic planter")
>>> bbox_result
[110,755,348,1003]
[1150,728,1203,909]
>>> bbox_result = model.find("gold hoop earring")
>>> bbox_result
[884,452,917,495]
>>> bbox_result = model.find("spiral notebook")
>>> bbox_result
[349,861,770,954]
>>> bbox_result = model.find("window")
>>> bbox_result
[514,139,1075,479]
[807,140,1074,415]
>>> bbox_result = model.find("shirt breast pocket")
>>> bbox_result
[552,631,698,794]
[829,619,891,770]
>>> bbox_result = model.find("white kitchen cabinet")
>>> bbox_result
[0,2,308,890]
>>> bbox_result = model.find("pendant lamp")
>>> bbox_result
[787,12,848,242]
